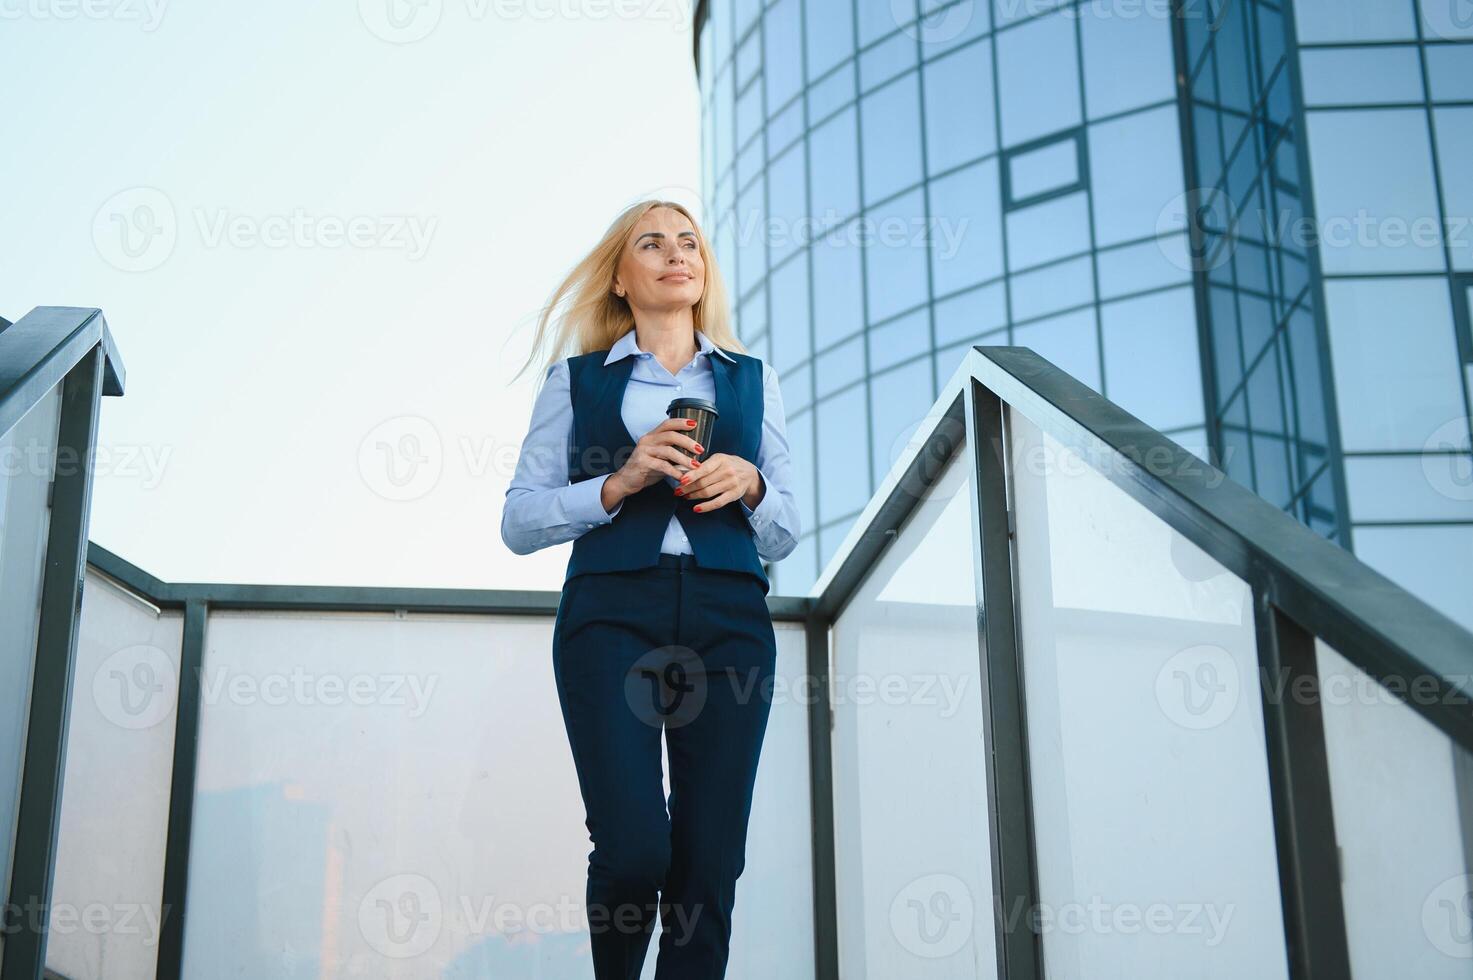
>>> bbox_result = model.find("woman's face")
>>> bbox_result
[613,207,705,313]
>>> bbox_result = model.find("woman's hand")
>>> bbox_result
[674,452,761,513]
[607,417,704,503]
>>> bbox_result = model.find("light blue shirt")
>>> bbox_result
[502,328,801,563]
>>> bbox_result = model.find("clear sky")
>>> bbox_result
[1,0,705,591]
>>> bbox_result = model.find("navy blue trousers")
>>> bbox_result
[552,554,777,980]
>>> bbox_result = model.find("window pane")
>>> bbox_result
[1351,527,1473,632]
[1305,109,1444,274]
[1100,286,1204,431]
[995,10,1081,147]
[860,72,923,205]
[930,157,1005,294]
[736,180,767,297]
[764,0,804,111]
[923,39,997,175]
[1300,47,1425,106]
[1426,45,1473,101]
[817,384,872,516]
[1006,190,1090,270]
[769,253,812,371]
[807,60,855,121]
[736,76,763,149]
[810,107,861,229]
[768,140,808,267]
[806,0,855,79]
[815,333,866,398]
[1089,105,1184,248]
[813,219,866,347]
[1008,134,1079,203]
[1324,277,1466,452]
[1096,234,1191,299]
[1345,455,1473,523]
[868,307,931,372]
[1421,0,1473,39]
[1293,0,1417,42]
[934,279,1007,345]
[1009,253,1093,322]
[859,29,916,92]
[1079,0,1175,118]
[864,189,930,323]
[869,357,940,495]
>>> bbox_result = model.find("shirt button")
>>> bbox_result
[681,535,688,542]
[676,384,682,390]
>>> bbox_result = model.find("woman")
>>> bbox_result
[501,199,801,979]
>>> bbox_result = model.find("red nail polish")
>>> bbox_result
[693,505,702,512]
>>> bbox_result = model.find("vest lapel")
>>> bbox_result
[593,353,640,451]
[707,349,743,455]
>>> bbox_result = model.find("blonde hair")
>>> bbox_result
[513,199,746,388]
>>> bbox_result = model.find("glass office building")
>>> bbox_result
[694,0,1473,625]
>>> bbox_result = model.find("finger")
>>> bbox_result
[676,459,724,496]
[681,473,735,501]
[659,416,700,431]
[653,446,696,470]
[692,486,743,512]
[651,430,703,454]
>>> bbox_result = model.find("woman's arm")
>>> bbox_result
[737,361,802,563]
[501,361,625,555]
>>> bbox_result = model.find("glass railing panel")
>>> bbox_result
[45,571,185,979]
[830,439,999,979]
[0,383,62,919]
[1315,637,1473,978]
[178,609,814,978]
[1009,409,1289,976]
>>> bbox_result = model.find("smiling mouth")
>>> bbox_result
[662,273,694,281]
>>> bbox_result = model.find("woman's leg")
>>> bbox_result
[553,568,681,980]
[654,569,778,980]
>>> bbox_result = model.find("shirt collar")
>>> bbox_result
[603,328,738,366]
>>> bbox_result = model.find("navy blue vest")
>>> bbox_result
[563,345,770,593]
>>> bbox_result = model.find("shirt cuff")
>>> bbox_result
[566,473,622,531]
[740,468,775,528]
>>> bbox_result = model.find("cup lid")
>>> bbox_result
[667,397,719,416]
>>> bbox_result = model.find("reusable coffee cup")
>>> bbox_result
[666,397,718,463]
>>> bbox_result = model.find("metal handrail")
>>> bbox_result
[812,343,1473,748]
[0,307,126,437]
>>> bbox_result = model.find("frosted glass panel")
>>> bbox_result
[47,573,184,979]
[181,610,813,978]
[1316,639,1472,977]
[831,439,998,979]
[1010,410,1287,978]
[0,382,62,912]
